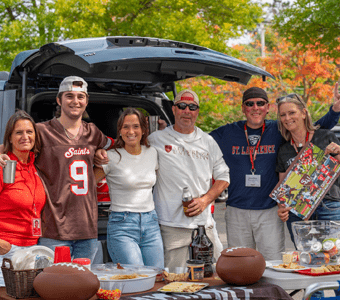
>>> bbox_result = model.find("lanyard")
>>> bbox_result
[244,122,265,174]
[22,159,38,217]
[292,132,310,154]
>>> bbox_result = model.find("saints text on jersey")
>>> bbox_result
[65,147,91,158]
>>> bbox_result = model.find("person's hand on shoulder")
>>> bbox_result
[332,82,340,112]
[94,149,109,167]
[158,119,167,130]
[0,154,11,168]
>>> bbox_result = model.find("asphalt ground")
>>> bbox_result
[213,201,334,299]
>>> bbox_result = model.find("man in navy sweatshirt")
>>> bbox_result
[210,86,340,260]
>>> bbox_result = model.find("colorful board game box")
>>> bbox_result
[270,142,340,220]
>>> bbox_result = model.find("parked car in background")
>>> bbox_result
[0,36,273,262]
[331,125,340,139]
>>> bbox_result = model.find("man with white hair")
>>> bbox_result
[149,89,230,270]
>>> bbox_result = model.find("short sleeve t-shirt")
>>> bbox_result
[36,118,109,240]
[102,145,158,212]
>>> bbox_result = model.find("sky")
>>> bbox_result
[227,0,292,46]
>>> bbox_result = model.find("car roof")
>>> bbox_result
[7,36,273,93]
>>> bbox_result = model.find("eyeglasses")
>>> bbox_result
[276,93,303,104]
[175,103,199,111]
[243,100,267,107]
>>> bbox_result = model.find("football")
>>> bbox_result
[216,247,266,285]
[33,262,100,300]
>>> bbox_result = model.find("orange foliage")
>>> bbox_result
[258,37,340,105]
[177,36,340,111]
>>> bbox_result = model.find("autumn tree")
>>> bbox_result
[0,0,62,70]
[0,0,265,71]
[177,33,340,132]
[272,0,340,58]
[258,34,340,104]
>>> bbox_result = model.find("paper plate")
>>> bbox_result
[269,264,308,272]
[29,245,54,259]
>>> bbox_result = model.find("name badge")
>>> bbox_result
[32,218,42,237]
[245,174,261,187]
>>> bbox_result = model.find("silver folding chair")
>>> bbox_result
[304,281,340,300]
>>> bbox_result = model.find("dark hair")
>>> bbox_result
[57,92,89,103]
[113,108,149,157]
[3,110,41,155]
[57,81,89,104]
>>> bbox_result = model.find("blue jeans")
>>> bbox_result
[286,199,340,298]
[107,210,164,268]
[38,238,98,262]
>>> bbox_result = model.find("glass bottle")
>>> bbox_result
[182,187,193,217]
[189,225,214,277]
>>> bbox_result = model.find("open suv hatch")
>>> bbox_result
[0,36,273,262]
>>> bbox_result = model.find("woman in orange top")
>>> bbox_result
[0,110,46,286]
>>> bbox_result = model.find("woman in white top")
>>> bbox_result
[94,108,164,268]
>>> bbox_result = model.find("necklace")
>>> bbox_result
[63,127,77,140]
[125,146,142,155]
[57,117,79,140]
[292,132,309,153]
[292,132,309,147]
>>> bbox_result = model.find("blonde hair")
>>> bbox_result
[276,94,319,141]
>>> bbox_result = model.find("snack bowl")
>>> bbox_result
[96,273,156,293]
[93,265,158,293]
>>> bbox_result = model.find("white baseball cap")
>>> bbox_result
[174,89,199,105]
[58,76,88,95]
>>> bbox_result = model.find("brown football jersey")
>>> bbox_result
[36,118,110,240]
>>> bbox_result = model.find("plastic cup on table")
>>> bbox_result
[54,246,71,263]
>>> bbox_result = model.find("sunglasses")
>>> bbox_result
[175,103,199,111]
[276,93,302,104]
[243,100,267,107]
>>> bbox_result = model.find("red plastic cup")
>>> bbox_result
[54,246,71,263]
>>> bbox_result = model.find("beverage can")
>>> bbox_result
[335,239,340,250]
[310,241,322,252]
[322,239,339,257]
[300,251,330,265]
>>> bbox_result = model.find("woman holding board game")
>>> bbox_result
[276,92,340,242]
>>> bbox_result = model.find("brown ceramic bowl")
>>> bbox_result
[216,247,266,285]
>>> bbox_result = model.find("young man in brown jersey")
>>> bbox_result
[0,76,113,262]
